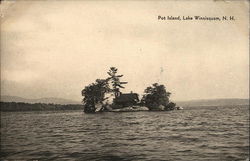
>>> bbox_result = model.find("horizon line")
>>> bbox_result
[1,95,249,103]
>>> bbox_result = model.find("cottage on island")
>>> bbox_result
[113,92,139,108]
[82,67,178,113]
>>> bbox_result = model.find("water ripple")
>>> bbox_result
[1,105,249,160]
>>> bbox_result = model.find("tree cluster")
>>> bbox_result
[81,67,175,113]
[81,79,110,113]
[141,83,171,110]
[81,67,127,113]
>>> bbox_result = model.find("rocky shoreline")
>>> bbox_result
[96,105,183,113]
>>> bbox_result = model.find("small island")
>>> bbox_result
[81,67,181,113]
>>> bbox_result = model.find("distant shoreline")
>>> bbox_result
[0,101,248,112]
[0,102,83,112]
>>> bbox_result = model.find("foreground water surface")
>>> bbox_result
[1,105,249,161]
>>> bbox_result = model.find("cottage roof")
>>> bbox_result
[114,93,139,103]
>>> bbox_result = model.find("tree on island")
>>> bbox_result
[81,79,110,113]
[81,67,127,113]
[107,67,127,98]
[141,83,174,110]
[81,68,177,113]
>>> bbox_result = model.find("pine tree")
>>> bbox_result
[107,67,127,98]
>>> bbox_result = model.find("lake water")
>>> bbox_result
[1,105,249,161]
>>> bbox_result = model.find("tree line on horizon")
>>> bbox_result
[0,102,83,112]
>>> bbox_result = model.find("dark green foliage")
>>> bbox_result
[81,79,110,113]
[142,83,171,110]
[81,67,129,113]
[165,102,176,111]
[107,67,127,98]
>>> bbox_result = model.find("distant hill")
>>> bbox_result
[176,98,249,107]
[0,95,81,105]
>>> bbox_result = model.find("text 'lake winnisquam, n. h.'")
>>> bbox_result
[158,15,235,21]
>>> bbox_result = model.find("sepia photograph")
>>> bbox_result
[1,0,249,160]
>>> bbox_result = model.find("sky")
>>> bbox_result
[1,0,249,102]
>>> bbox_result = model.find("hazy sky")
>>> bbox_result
[1,0,249,102]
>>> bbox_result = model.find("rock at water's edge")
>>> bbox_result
[111,106,149,112]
